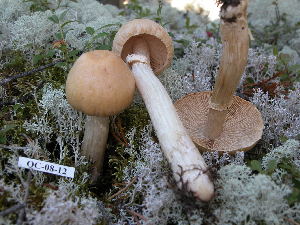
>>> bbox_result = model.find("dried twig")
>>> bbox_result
[0,60,64,86]
[116,117,128,146]
[126,209,142,225]
[107,176,137,201]
[126,209,148,222]
[0,81,45,108]
[0,101,15,107]
[243,71,284,88]
[43,183,58,190]
[285,218,300,225]
[111,130,127,146]
[0,144,31,151]
[111,118,128,146]
[16,171,32,225]
[242,71,290,97]
[0,204,25,217]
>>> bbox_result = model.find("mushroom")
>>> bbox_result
[113,19,214,201]
[174,0,264,152]
[66,50,135,180]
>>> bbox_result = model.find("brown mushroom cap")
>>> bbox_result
[174,91,264,152]
[112,19,173,75]
[66,50,135,117]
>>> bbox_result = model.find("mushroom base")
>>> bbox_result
[174,91,264,153]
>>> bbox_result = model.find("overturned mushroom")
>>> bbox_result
[66,50,135,180]
[175,0,264,152]
[113,19,214,201]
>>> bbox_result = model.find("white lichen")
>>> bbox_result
[23,85,86,166]
[214,164,294,225]
[262,139,300,170]
[8,11,59,52]
[117,125,199,225]
[250,83,300,144]
[27,189,102,225]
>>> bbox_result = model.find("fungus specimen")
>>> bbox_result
[113,19,214,201]
[66,50,135,180]
[175,0,263,152]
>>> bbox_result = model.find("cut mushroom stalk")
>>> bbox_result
[204,0,250,140]
[113,21,214,201]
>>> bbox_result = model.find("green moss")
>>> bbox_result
[2,51,28,72]
[73,164,95,197]
[0,190,15,211]
[28,184,47,210]
[42,66,68,87]
[0,100,39,146]
[118,104,151,130]
[0,191,18,222]
[90,104,151,197]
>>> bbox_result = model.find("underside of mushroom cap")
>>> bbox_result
[174,91,264,152]
[112,19,173,75]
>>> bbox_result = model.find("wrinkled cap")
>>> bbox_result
[112,19,173,75]
[66,50,135,117]
[175,91,264,152]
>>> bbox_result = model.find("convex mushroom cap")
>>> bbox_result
[112,18,173,74]
[175,91,264,152]
[66,50,135,116]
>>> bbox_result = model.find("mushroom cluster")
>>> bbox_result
[66,2,260,200]
[175,0,264,152]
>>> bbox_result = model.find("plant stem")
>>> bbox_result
[0,60,63,86]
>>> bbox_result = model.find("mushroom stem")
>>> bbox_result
[204,0,249,140]
[127,39,214,201]
[81,116,109,181]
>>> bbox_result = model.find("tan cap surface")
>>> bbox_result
[112,19,173,75]
[174,91,264,152]
[66,50,135,117]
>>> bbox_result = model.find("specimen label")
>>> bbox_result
[18,157,75,178]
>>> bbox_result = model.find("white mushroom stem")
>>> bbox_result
[204,0,249,140]
[81,116,109,181]
[126,39,214,201]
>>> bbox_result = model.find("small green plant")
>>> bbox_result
[184,13,198,32]
[31,10,79,68]
[249,145,300,205]
[24,0,51,12]
[122,0,152,18]
[83,23,122,51]
[121,0,166,26]
[250,0,300,48]
[275,51,300,83]
[153,0,164,25]
[33,11,122,69]
[24,0,78,12]
[0,124,17,144]
[48,11,79,66]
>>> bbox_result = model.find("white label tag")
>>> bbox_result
[18,157,75,178]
